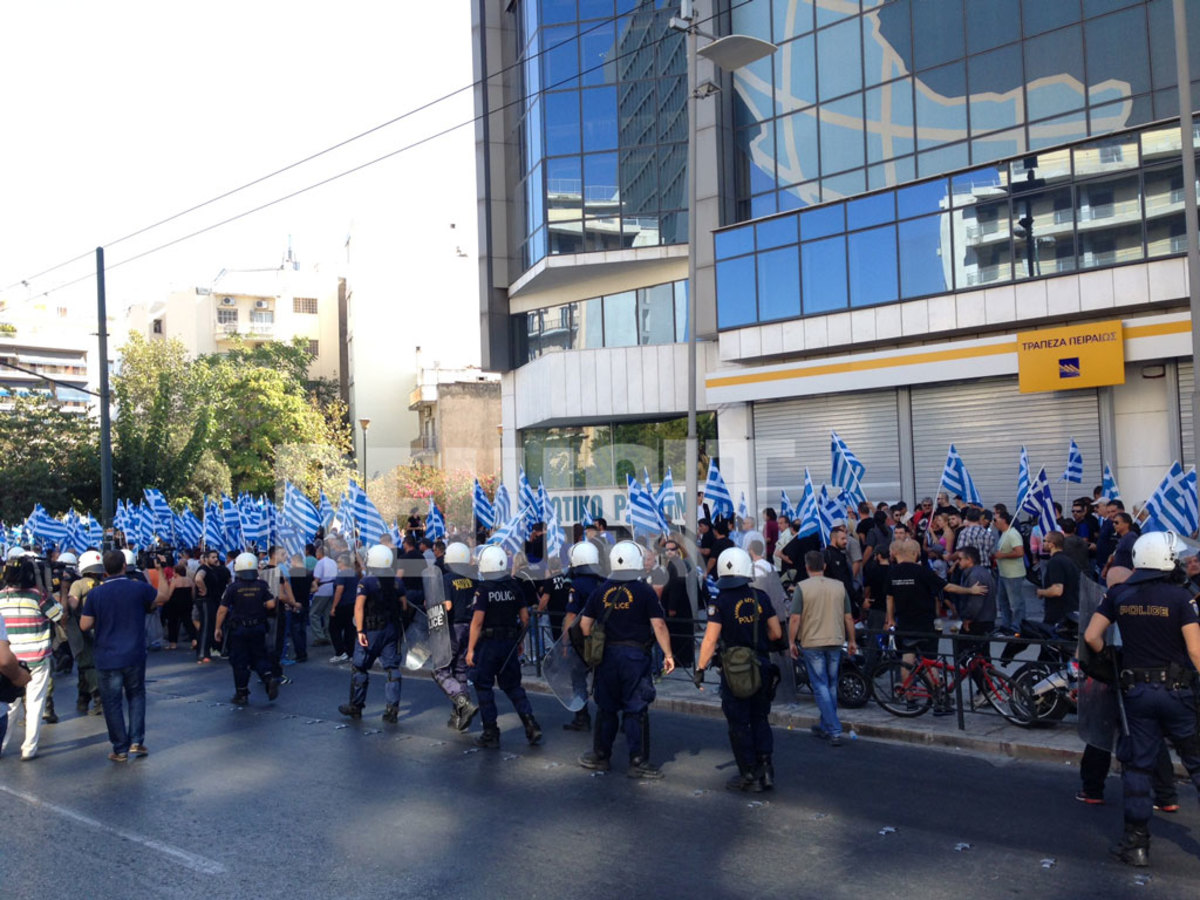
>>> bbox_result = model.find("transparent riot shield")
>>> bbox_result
[423,565,453,670]
[542,629,589,711]
[1076,576,1117,749]
[401,609,432,671]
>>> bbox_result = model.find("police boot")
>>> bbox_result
[520,713,543,746]
[725,765,761,793]
[231,690,249,706]
[42,696,58,724]
[474,726,501,749]
[563,707,591,732]
[578,751,611,772]
[266,677,280,701]
[382,704,400,724]
[1109,823,1150,867]
[453,694,479,733]
[756,754,775,791]
[627,756,664,780]
[338,703,363,720]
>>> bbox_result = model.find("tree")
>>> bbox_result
[0,394,100,521]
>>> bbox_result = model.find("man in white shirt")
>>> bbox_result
[309,544,338,647]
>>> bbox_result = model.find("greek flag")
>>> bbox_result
[493,483,512,526]
[1016,446,1031,511]
[1061,438,1083,483]
[545,501,565,559]
[82,513,103,548]
[779,490,794,522]
[580,504,594,528]
[628,474,666,537]
[518,468,541,523]
[489,507,530,556]
[221,494,244,550]
[203,498,225,553]
[281,519,306,559]
[1102,463,1121,501]
[939,444,983,506]
[143,488,175,540]
[177,508,203,548]
[27,505,68,548]
[239,495,267,550]
[1142,461,1199,537]
[703,459,734,520]
[537,479,551,526]
[425,498,446,541]
[472,479,495,530]
[1019,467,1058,536]
[737,492,749,521]
[816,485,845,547]
[795,469,819,539]
[283,483,321,543]
[318,490,335,530]
[656,468,675,522]
[348,480,388,545]
[830,431,867,507]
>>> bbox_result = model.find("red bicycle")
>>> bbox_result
[871,651,1032,725]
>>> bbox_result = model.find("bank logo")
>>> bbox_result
[1059,357,1081,378]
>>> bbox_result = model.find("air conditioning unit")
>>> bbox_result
[254,299,271,310]
[220,297,236,307]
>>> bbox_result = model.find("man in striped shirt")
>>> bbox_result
[0,549,63,761]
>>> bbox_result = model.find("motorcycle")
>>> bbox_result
[997,614,1079,725]
[792,645,872,709]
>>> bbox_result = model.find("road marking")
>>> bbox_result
[0,783,226,875]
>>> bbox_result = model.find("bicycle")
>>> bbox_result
[870,645,1032,725]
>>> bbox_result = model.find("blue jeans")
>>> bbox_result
[803,648,842,738]
[996,576,1027,631]
[98,663,146,754]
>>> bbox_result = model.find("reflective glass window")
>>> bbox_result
[1086,8,1150,100]
[848,225,899,307]
[546,156,583,221]
[865,2,910,88]
[578,0,612,20]
[541,0,577,26]
[865,78,914,163]
[774,0,814,42]
[1011,185,1076,278]
[951,166,1007,204]
[658,142,687,211]
[819,95,865,172]
[897,178,948,218]
[1076,173,1144,269]
[971,128,1027,166]
[968,45,1023,136]
[780,181,820,210]
[638,283,675,344]
[918,143,968,177]
[580,297,604,348]
[715,225,755,260]
[1024,26,1085,121]
[1074,133,1139,177]
[731,0,771,41]
[821,169,867,200]
[867,156,916,190]
[581,87,617,151]
[544,25,580,90]
[952,203,1012,288]
[717,257,759,328]
[777,108,819,186]
[816,0,857,28]
[756,215,799,249]
[817,17,862,101]
[779,34,816,111]
[801,236,848,313]
[1144,164,1187,259]
[966,0,1019,54]
[750,193,779,218]
[912,0,964,71]
[800,201,844,239]
[526,166,546,236]
[674,280,689,341]
[847,191,895,230]
[579,20,616,86]
[757,245,802,321]
[584,153,618,216]
[1018,147,1072,184]
[1084,0,1139,15]
[740,120,777,195]
[603,290,637,347]
[898,213,951,297]
[545,91,581,156]
[1028,109,1089,151]
[915,61,966,151]
[1022,0,1080,37]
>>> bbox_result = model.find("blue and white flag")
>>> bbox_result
[203,498,225,553]
[537,479,551,527]
[580,504,595,529]
[143,488,175,541]
[1016,446,1031,511]
[656,467,675,522]
[1019,467,1058,537]
[283,483,321,543]
[628,474,667,537]
[518,467,541,523]
[488,507,531,556]
[472,479,495,530]
[545,501,565,560]
[703,459,734,520]
[1102,463,1121,502]
[939,444,983,506]
[1062,438,1083,484]
[425,498,446,541]
[830,431,867,507]
[795,469,819,539]
[348,480,388,545]
[221,494,244,550]
[737,492,749,521]
[318,490,335,530]
[1142,461,1199,537]
[27,505,68,549]
[177,508,203,548]
[493,483,512,526]
[779,490,794,522]
[816,485,845,547]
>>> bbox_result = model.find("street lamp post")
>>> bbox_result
[359,417,371,484]
[1173,0,1200,454]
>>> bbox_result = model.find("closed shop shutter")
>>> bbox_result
[910,378,1101,509]
[1180,360,1194,469]
[753,389,902,508]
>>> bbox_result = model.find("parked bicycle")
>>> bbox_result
[871,643,1032,725]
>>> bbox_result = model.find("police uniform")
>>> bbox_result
[434,569,479,731]
[704,585,778,792]
[67,572,103,713]
[560,566,603,732]
[578,578,668,777]
[218,578,278,704]
[468,575,541,748]
[1095,568,1200,864]
[341,574,404,722]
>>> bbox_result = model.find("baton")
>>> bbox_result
[1114,678,1130,737]
[499,620,532,671]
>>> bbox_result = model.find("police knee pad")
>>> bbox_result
[386,668,402,683]
[351,664,370,678]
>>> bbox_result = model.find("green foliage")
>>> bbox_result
[0,394,99,521]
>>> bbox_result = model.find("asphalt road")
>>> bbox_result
[1,650,1196,899]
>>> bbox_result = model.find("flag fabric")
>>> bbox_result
[580,505,594,529]
[643,469,671,533]
[518,468,541,523]
[816,485,845,547]
[283,483,321,543]
[794,469,819,539]
[1019,467,1058,537]
[318,490,335,530]
[628,475,666,537]
[1062,438,1083,483]
[830,431,867,507]
[425,498,446,541]
[221,494,244,550]
[545,501,565,559]
[779,490,794,522]
[27,505,68,549]
[348,480,388,545]
[203,498,226,553]
[656,468,675,522]
[1016,446,1031,511]
[177,508,203,548]
[1102,463,1121,502]
[489,507,530,556]
[472,479,495,530]
[737,492,749,521]
[703,459,734,520]
[939,444,983,506]
[1142,461,1200,537]
[493,483,512,526]
[143,488,175,542]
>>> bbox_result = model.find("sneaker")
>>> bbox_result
[329,653,349,664]
[829,734,844,747]
[1154,802,1180,813]
[108,751,129,763]
[627,757,664,780]
[20,750,37,761]
[1075,791,1104,805]
[278,676,293,686]
[280,657,296,667]
[130,744,149,757]
[578,751,611,772]
[810,725,829,741]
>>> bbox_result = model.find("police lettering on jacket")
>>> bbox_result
[445,574,479,625]
[473,579,527,628]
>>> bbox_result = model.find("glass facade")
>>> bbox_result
[513,279,688,362]
[730,0,1200,219]
[513,0,688,274]
[715,120,1200,329]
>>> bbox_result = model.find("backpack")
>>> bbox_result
[719,594,762,699]
[583,602,615,669]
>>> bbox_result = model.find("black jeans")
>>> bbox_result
[330,604,357,657]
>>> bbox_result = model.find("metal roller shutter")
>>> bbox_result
[753,389,902,508]
[1180,360,1194,468]
[910,378,1101,510]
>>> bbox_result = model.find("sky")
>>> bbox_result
[0,1,481,365]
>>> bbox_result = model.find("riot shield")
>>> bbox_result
[1076,576,1117,749]
[542,629,589,711]
[401,609,432,671]
[423,566,453,670]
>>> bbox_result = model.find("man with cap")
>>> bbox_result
[1083,531,1200,867]
[339,544,406,723]
[214,553,279,706]
[577,540,676,779]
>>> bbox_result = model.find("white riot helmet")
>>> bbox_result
[1132,531,1180,572]
[478,544,509,580]
[366,544,394,571]
[234,552,260,576]
[608,540,644,581]
[121,548,137,569]
[78,550,104,575]
[568,541,600,574]
[444,542,473,575]
[716,546,754,588]
[6,546,30,562]
[58,552,78,572]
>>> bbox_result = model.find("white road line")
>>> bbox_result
[0,783,227,875]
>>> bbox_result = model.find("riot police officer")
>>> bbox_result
[340,544,406,723]
[1083,531,1200,867]
[561,541,604,733]
[433,542,479,732]
[577,540,676,779]
[695,547,783,792]
[465,545,542,749]
[67,551,104,714]
[214,553,279,705]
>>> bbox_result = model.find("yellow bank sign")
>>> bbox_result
[1017,319,1125,393]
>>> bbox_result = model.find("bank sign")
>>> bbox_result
[1017,319,1125,393]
